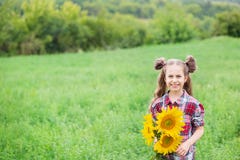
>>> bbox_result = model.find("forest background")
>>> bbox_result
[0,0,240,56]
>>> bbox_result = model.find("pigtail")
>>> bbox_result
[154,57,166,70]
[153,57,167,97]
[185,55,197,73]
[148,57,167,112]
[184,55,197,96]
[184,78,193,96]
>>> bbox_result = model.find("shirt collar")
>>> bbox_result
[164,90,188,106]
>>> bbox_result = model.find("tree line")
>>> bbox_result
[0,0,239,56]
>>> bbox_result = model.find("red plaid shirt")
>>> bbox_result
[150,90,205,160]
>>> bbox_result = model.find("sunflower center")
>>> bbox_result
[161,115,175,130]
[162,135,174,148]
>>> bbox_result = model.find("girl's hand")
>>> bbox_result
[176,126,204,156]
[154,137,157,144]
[176,141,191,156]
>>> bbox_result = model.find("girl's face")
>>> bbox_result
[165,64,188,94]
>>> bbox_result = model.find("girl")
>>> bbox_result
[149,55,204,160]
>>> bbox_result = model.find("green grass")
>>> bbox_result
[0,36,240,160]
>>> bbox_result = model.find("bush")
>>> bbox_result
[57,1,90,52]
[196,16,215,39]
[20,35,46,55]
[0,0,18,55]
[81,15,115,50]
[213,10,240,37]
[109,14,146,48]
[20,0,91,53]
[21,0,60,54]
[148,3,197,44]
[82,13,146,50]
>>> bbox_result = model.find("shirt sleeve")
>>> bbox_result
[150,100,162,120]
[192,103,205,127]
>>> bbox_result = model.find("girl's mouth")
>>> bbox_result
[171,84,179,88]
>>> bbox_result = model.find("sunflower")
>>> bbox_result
[154,134,182,155]
[155,107,184,138]
[143,114,153,124]
[141,114,155,146]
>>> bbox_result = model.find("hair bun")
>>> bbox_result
[154,57,166,70]
[185,55,197,73]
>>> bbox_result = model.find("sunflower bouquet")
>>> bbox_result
[142,107,185,160]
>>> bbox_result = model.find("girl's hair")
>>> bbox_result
[148,55,197,111]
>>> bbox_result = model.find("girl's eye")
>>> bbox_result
[176,75,182,78]
[168,75,173,78]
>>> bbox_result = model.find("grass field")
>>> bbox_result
[0,36,240,160]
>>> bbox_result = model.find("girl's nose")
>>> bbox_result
[173,77,177,82]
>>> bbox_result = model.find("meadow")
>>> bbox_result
[0,36,240,160]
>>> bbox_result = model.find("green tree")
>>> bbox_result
[21,0,60,54]
[148,3,197,44]
[110,14,146,48]
[57,1,90,52]
[213,10,240,37]
[197,16,215,39]
[0,0,17,55]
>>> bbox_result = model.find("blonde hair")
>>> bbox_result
[148,55,197,111]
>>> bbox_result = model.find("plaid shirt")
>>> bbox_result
[150,90,205,160]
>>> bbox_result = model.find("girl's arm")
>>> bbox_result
[176,126,204,156]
